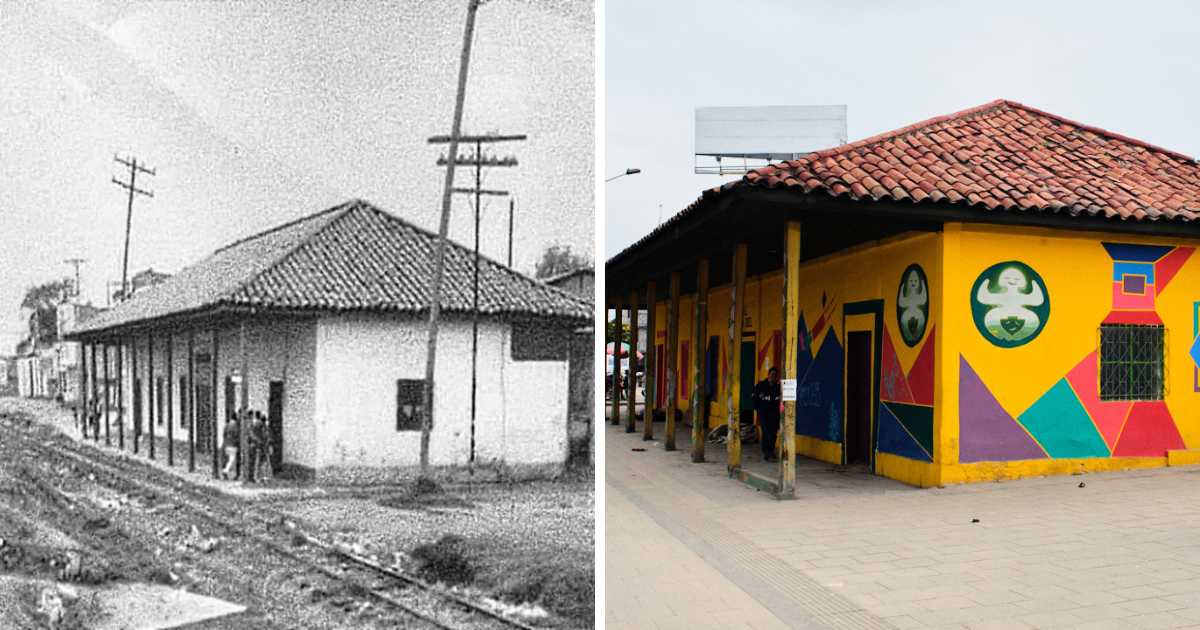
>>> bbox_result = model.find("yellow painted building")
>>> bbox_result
[608,100,1200,491]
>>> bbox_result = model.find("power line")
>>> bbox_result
[111,154,156,301]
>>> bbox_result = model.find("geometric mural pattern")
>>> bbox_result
[877,326,935,462]
[962,242,1195,463]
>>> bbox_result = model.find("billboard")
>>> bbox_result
[695,105,847,175]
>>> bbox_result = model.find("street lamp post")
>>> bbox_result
[605,168,641,183]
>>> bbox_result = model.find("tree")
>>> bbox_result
[606,317,631,347]
[21,280,70,346]
[534,244,590,279]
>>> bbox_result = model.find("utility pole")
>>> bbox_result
[508,197,514,268]
[422,0,480,479]
[429,132,525,476]
[111,154,156,301]
[63,258,86,298]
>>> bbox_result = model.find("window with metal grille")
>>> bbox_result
[1099,324,1164,401]
[396,379,426,432]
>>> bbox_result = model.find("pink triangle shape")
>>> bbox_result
[880,329,915,403]
[1065,352,1131,450]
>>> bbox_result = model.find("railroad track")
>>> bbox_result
[0,413,541,630]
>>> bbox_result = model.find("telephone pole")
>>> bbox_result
[429,132,525,475]
[111,154,156,301]
[422,0,480,478]
[63,258,86,298]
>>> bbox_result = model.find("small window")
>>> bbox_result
[512,323,568,361]
[1099,324,1164,401]
[396,379,426,432]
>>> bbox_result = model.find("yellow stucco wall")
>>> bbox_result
[643,223,1200,487]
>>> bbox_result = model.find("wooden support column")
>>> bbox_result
[211,328,220,479]
[80,343,89,439]
[642,281,657,441]
[609,299,622,426]
[187,329,196,472]
[131,338,139,454]
[103,344,111,446]
[148,333,155,459]
[727,243,748,475]
[117,340,125,450]
[691,258,709,463]
[625,289,638,433]
[89,343,98,441]
[167,333,174,467]
[778,222,801,499]
[239,320,249,484]
[665,271,680,451]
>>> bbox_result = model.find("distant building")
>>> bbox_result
[544,267,594,303]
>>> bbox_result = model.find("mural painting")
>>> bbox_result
[794,311,843,445]
[1194,302,1200,393]
[961,243,1194,464]
[970,261,1050,347]
[876,324,935,462]
[896,264,929,347]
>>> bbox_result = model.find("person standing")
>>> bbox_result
[753,367,782,462]
[221,411,241,480]
[249,410,270,483]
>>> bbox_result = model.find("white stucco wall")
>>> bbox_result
[313,314,570,471]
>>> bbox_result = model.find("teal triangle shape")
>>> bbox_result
[876,402,931,462]
[885,402,934,458]
[1017,379,1109,458]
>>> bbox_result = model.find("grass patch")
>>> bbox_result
[410,535,476,585]
[494,558,593,624]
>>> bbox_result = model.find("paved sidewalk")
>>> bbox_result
[606,422,1200,630]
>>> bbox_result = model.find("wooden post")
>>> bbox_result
[625,289,638,433]
[691,258,709,463]
[80,343,89,439]
[131,338,139,454]
[117,340,125,450]
[779,222,801,498]
[642,281,657,441]
[610,299,622,426]
[727,243,748,475]
[211,328,220,479]
[187,329,196,472]
[103,344,111,445]
[665,271,681,451]
[89,343,98,441]
[167,333,174,467]
[239,320,249,484]
[148,333,155,459]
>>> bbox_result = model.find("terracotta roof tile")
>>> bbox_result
[737,99,1200,223]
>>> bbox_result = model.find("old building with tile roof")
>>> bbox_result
[69,199,589,482]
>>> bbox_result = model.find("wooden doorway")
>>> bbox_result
[845,331,873,466]
[195,383,213,452]
[268,381,284,473]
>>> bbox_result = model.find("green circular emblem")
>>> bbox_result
[970,261,1050,348]
[896,264,928,347]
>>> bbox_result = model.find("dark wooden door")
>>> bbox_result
[268,381,284,473]
[133,378,143,438]
[224,377,236,426]
[739,339,756,428]
[195,383,213,452]
[845,331,873,466]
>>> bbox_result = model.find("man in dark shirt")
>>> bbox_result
[754,367,782,462]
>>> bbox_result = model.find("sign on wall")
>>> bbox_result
[970,261,1051,348]
[896,264,929,347]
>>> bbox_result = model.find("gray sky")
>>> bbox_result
[605,0,1200,258]
[1,0,593,352]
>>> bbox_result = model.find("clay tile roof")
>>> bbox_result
[741,99,1200,222]
[74,199,589,335]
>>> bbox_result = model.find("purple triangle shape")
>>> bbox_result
[959,356,1047,463]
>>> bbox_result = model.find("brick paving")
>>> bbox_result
[606,422,1200,629]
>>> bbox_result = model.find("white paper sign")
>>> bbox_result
[781,378,797,402]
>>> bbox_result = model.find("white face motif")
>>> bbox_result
[998,267,1026,290]
[906,271,921,295]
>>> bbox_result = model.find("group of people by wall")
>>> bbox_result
[221,409,273,483]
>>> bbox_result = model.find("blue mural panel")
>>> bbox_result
[1102,242,1174,262]
[876,402,932,462]
[796,327,842,443]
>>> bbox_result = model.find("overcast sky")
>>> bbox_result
[0,0,593,352]
[605,0,1200,258]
